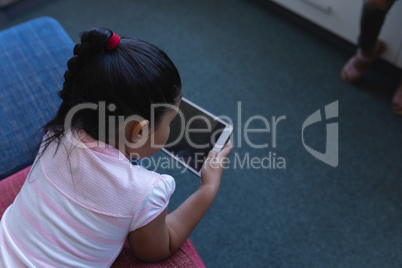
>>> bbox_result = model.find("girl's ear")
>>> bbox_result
[131,120,149,143]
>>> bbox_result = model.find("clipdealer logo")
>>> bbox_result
[62,100,339,171]
[302,101,339,167]
[231,100,339,170]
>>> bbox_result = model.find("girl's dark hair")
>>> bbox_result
[38,27,181,153]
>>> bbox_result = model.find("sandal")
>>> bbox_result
[392,80,402,115]
[341,41,386,83]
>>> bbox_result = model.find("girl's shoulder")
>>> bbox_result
[38,130,174,217]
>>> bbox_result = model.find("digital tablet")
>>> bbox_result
[162,98,233,177]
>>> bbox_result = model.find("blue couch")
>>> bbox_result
[0,17,72,179]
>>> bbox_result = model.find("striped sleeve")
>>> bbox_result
[129,175,175,232]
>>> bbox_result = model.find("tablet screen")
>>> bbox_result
[164,100,226,172]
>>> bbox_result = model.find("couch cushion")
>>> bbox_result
[0,16,73,179]
[0,165,29,217]
[0,166,205,267]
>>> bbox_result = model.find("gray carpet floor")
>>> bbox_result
[1,0,402,267]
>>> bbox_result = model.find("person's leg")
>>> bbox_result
[358,0,395,54]
[392,75,402,115]
[341,0,395,82]
[366,0,402,115]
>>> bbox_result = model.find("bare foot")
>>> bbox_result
[341,41,386,83]
[366,0,389,10]
[392,79,402,115]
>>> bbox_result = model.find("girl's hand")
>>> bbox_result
[201,140,233,191]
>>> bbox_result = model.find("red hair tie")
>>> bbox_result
[105,32,120,51]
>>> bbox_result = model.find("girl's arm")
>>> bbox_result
[129,142,232,262]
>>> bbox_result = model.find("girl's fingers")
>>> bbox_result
[207,149,218,159]
[219,140,233,158]
[204,141,232,170]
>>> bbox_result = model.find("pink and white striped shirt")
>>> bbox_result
[0,131,175,267]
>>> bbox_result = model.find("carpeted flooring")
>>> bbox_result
[1,0,402,267]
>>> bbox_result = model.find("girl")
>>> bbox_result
[0,27,232,267]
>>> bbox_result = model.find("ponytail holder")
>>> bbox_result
[105,32,120,51]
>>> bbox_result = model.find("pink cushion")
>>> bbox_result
[0,166,205,268]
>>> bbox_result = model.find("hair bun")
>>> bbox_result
[60,27,114,104]
[74,28,112,61]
